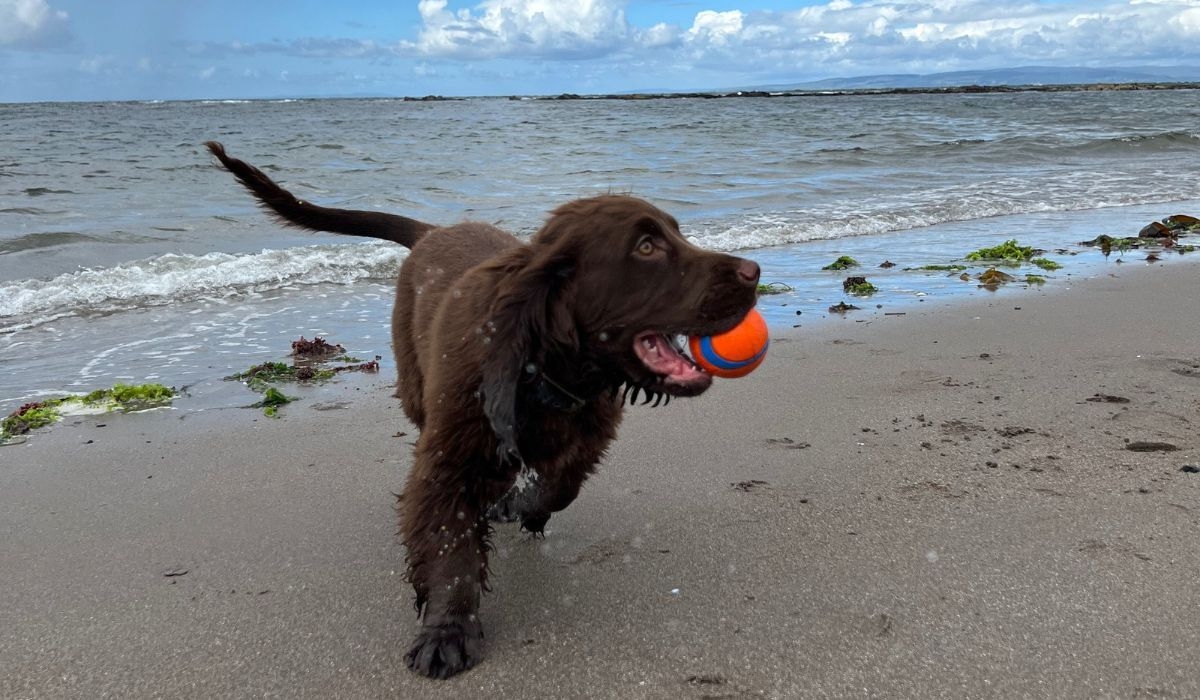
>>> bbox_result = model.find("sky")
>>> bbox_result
[2,0,1200,102]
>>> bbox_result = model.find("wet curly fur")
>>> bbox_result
[205,141,760,679]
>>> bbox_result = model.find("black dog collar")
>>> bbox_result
[525,363,587,413]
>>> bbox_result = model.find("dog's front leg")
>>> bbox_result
[399,453,499,679]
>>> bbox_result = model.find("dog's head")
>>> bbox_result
[480,195,760,455]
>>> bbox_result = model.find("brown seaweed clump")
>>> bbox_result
[977,268,1016,290]
[292,336,346,360]
[1081,213,1199,256]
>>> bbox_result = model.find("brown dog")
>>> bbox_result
[205,141,760,678]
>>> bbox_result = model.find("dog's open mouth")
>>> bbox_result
[633,331,712,393]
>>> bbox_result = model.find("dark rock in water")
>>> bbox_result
[1139,221,1173,238]
[843,276,868,291]
[829,301,860,313]
[879,260,896,268]
[1180,465,1200,474]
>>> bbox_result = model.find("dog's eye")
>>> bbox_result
[635,236,656,256]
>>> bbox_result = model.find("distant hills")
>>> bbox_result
[748,65,1200,91]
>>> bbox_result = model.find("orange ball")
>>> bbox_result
[688,307,769,378]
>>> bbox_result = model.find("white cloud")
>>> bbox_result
[1174,7,1200,34]
[0,0,70,48]
[686,10,745,46]
[398,0,1200,72]
[642,22,680,49]
[409,0,634,58]
[651,0,1200,77]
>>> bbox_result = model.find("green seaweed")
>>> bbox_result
[1030,258,1061,271]
[846,281,877,296]
[1,383,176,444]
[756,282,794,295]
[82,383,175,410]
[226,362,334,392]
[909,264,968,272]
[1080,234,1140,254]
[822,256,860,271]
[965,239,1035,264]
[2,400,64,442]
[1025,274,1046,285]
[253,387,296,418]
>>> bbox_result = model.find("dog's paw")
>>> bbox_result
[520,513,550,536]
[405,618,484,679]
[486,490,521,523]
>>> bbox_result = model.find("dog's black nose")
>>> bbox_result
[737,259,760,285]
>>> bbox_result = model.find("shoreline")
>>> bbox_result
[2,201,1197,416]
[3,261,1198,697]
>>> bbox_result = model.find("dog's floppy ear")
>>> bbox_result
[479,246,578,460]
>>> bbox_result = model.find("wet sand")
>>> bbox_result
[2,262,1198,699]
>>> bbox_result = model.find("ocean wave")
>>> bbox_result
[0,231,104,255]
[687,185,1197,252]
[1073,131,1200,156]
[0,241,405,333]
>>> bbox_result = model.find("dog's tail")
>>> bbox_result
[205,141,434,249]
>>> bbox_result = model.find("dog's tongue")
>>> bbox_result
[634,333,710,386]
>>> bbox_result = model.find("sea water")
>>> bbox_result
[2,91,1198,411]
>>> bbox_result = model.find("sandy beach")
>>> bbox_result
[2,260,1198,699]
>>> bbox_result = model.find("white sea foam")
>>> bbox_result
[0,242,405,333]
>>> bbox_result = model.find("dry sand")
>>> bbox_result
[2,262,1198,699]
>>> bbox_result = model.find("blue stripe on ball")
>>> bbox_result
[695,336,769,370]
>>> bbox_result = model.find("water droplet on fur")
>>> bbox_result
[926,550,939,563]
[598,331,609,341]
[452,289,462,298]
[457,511,465,520]
[670,588,681,596]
